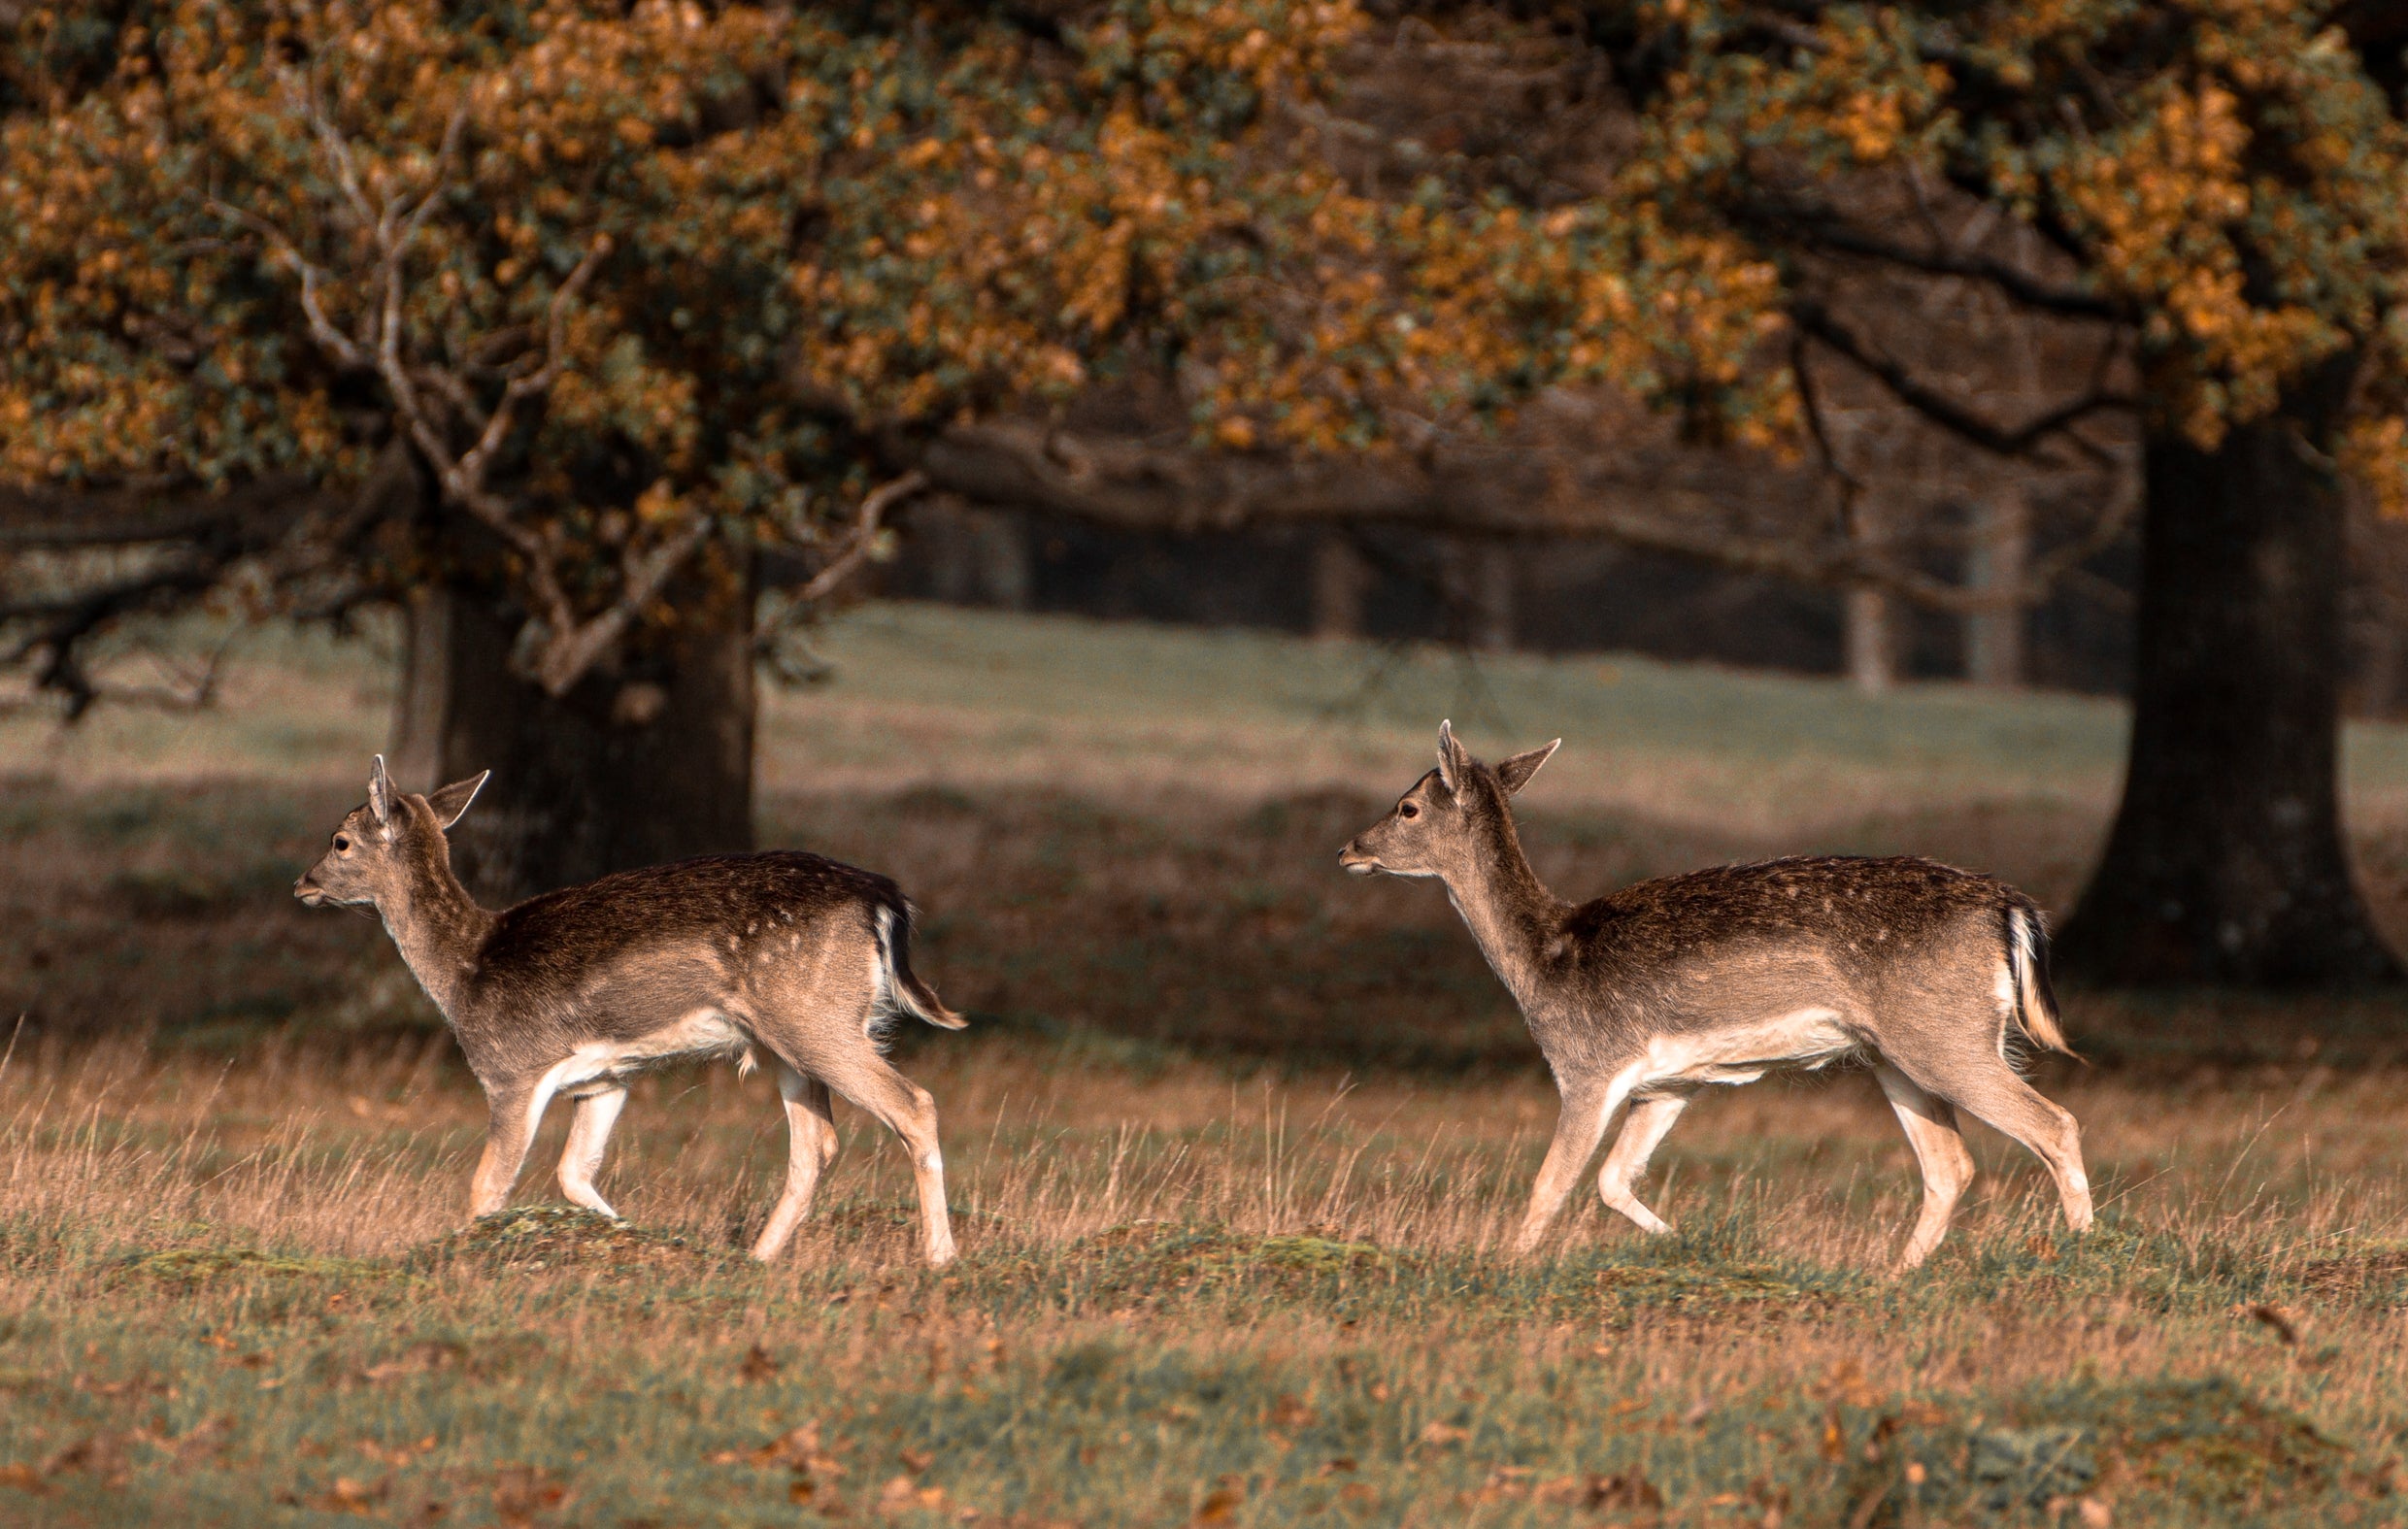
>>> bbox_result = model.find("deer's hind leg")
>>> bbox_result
[1948,1063,2091,1234]
[557,1084,629,1218]
[746,947,956,1267]
[1879,1006,2092,1238]
[802,1047,954,1267]
[751,1065,840,1261]
[1873,1063,1974,1269]
[1596,1093,1688,1235]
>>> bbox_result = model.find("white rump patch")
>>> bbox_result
[863,907,901,1044]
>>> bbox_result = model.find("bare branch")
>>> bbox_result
[1559,490,2128,616]
[918,415,2133,617]
[206,199,370,370]
[1789,328,1864,543]
[457,240,607,492]
[529,515,714,696]
[1791,300,2134,462]
[793,471,923,604]
[1786,216,2125,319]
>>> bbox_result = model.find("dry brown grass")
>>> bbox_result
[3,1030,2407,1524]
[7,605,2408,1523]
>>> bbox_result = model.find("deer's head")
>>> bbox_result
[1339,722,1558,881]
[294,755,488,909]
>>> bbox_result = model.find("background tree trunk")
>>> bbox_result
[2058,355,2399,986]
[1844,584,1895,693]
[389,582,756,905]
[1962,491,2029,687]
[1312,528,1370,640]
[1442,538,1516,652]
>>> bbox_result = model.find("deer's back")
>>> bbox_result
[1541,856,2016,1034]
[462,851,904,1042]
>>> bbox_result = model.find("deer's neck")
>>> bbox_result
[378,852,495,1019]
[1441,816,1567,1013]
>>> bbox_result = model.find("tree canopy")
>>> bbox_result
[8,2,2408,686]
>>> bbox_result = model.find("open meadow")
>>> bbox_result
[5,606,2408,1526]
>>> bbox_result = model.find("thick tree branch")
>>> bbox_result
[1780,214,2125,320]
[1792,299,2134,462]
[529,514,713,696]
[916,414,2133,616]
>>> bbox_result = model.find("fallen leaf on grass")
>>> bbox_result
[2246,1303,2301,1346]
[1816,1358,1881,1410]
[1530,1473,1662,1511]
[360,1341,466,1383]
[291,1475,390,1514]
[879,1474,949,1513]
[44,1433,130,1482]
[490,1465,571,1526]
[749,1421,846,1477]
[0,1463,50,1495]
[1593,1473,1665,1511]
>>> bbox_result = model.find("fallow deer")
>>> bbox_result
[295,756,964,1266]
[1339,723,2092,1269]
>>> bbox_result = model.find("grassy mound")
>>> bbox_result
[1849,1377,2348,1522]
[407,1206,713,1275]
[1068,1222,1393,1298]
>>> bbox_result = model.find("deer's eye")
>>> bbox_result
[1397,802,1420,819]
[333,835,351,852]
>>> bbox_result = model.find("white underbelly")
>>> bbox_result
[1638,1008,1861,1088]
[548,1009,752,1092]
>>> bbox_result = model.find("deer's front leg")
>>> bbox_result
[1511,1076,1623,1255]
[469,1078,556,1219]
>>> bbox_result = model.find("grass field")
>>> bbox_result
[5,604,2408,1526]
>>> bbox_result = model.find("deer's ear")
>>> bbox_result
[368,754,393,828]
[425,770,489,832]
[1495,739,1560,797]
[1436,719,1473,795]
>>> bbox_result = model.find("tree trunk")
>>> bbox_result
[1844,489,1897,693]
[389,582,756,905]
[1443,538,1516,652]
[1312,527,1370,640]
[1844,584,1895,693]
[1963,491,2029,687]
[2058,356,2399,986]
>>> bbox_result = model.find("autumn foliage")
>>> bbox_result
[4,0,2408,685]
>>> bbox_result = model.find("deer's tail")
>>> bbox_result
[874,899,966,1031]
[2004,895,2075,1058]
